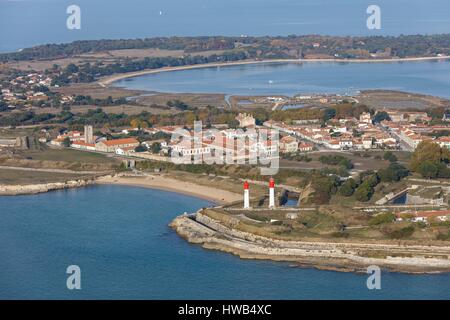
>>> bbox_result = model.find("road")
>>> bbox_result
[0,165,109,175]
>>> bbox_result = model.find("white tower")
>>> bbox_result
[84,125,94,144]
[269,178,275,208]
[243,181,250,209]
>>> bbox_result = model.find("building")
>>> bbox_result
[339,139,353,149]
[437,137,450,149]
[235,113,256,128]
[71,141,96,151]
[95,138,140,153]
[386,110,405,123]
[362,137,373,149]
[84,125,94,144]
[115,146,136,156]
[396,210,450,223]
[298,142,313,152]
[280,136,298,153]
[0,138,17,148]
[405,112,431,123]
[443,113,450,122]
[359,112,372,124]
[170,139,211,157]
[50,137,66,147]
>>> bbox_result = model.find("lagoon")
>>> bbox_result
[114,60,450,99]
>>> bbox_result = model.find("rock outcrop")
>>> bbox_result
[0,179,94,195]
[170,211,450,273]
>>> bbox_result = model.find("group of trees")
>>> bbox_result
[318,155,353,170]
[410,141,450,179]
[166,100,195,111]
[382,151,397,163]
[305,174,340,205]
[72,95,127,106]
[129,106,239,128]
[2,35,450,62]
[353,173,380,202]
[271,108,324,122]
[372,111,391,123]
[331,103,370,119]
[0,100,8,112]
[51,53,250,85]
[338,151,410,202]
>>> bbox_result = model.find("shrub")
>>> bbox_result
[383,151,397,163]
[339,178,357,196]
[369,213,395,226]
[387,226,415,239]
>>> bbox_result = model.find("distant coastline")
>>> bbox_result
[99,55,450,87]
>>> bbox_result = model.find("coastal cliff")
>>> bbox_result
[170,211,450,273]
[0,179,94,196]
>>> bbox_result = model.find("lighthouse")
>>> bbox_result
[269,178,275,208]
[243,181,250,209]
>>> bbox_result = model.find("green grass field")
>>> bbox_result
[22,149,118,163]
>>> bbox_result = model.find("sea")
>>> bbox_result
[1,0,450,300]
[1,0,450,53]
[0,185,449,299]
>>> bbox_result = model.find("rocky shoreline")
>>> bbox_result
[170,211,450,274]
[0,178,95,196]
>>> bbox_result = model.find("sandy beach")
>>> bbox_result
[96,174,242,204]
[98,55,450,86]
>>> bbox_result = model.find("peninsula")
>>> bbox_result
[1,35,450,274]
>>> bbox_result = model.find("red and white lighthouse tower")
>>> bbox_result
[243,181,250,209]
[269,178,275,208]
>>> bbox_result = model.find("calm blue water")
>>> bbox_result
[281,104,306,110]
[0,185,449,299]
[1,0,450,53]
[115,60,450,98]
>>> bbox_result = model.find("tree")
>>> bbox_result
[323,108,336,121]
[134,145,147,152]
[353,174,379,202]
[308,175,339,204]
[410,141,450,178]
[62,137,71,147]
[130,118,148,129]
[417,161,439,179]
[369,213,395,225]
[339,178,357,196]
[167,100,190,111]
[151,142,162,154]
[383,151,397,163]
[378,163,409,182]
[354,184,373,202]
[373,111,390,123]
[65,63,79,73]
[0,100,8,112]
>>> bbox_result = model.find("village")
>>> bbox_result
[45,109,450,162]
[0,71,75,110]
